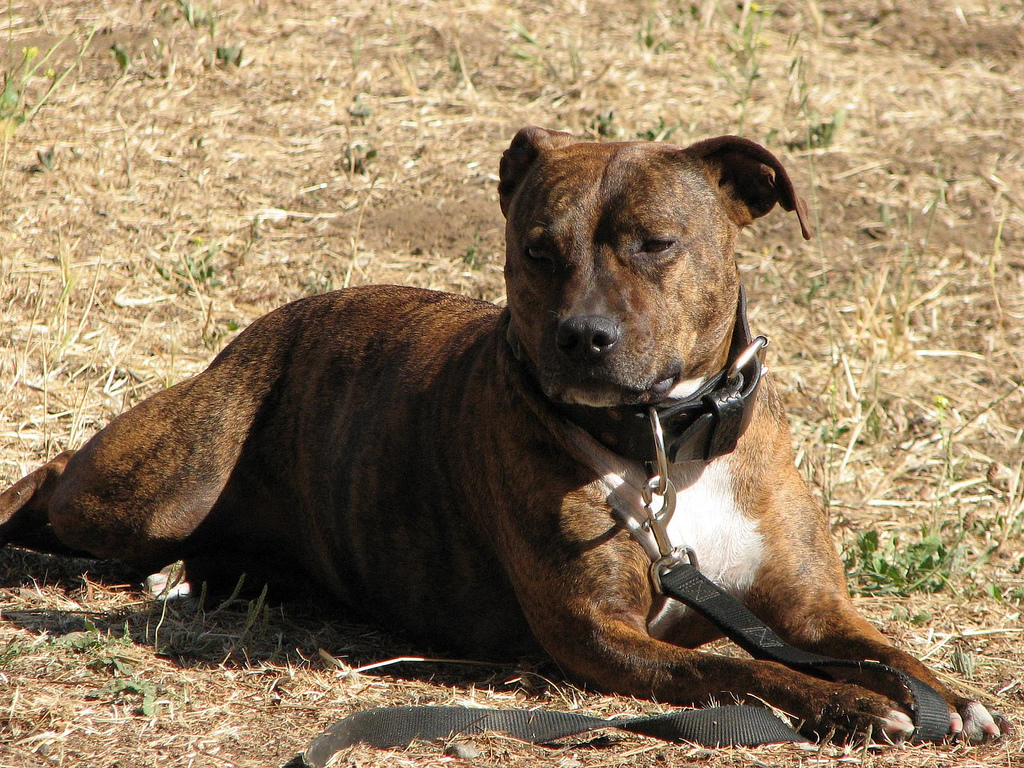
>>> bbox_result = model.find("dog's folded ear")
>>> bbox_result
[499,126,577,217]
[684,136,811,240]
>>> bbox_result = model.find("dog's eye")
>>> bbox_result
[640,239,676,255]
[524,246,554,265]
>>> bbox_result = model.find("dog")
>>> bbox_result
[0,126,1007,743]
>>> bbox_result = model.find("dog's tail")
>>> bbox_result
[0,451,78,552]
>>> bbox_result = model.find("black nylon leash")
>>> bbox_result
[303,704,805,766]
[300,563,950,767]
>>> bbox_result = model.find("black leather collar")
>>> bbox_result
[555,287,765,466]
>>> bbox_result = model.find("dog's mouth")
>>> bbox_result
[636,372,681,404]
[549,365,689,409]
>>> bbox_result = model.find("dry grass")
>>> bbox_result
[1,0,1022,766]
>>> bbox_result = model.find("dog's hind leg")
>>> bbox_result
[0,450,79,553]
[0,297,328,576]
[0,350,275,571]
[42,377,258,567]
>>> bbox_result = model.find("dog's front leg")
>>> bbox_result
[749,569,1010,743]
[745,474,1010,743]
[507,535,921,742]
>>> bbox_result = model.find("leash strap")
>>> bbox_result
[301,564,949,767]
[303,704,805,766]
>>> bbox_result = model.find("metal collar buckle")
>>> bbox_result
[643,408,698,594]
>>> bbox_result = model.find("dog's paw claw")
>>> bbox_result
[881,709,915,741]
[949,711,964,734]
[809,689,917,744]
[954,701,1009,743]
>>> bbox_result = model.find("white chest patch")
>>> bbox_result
[664,461,763,596]
[565,424,765,629]
[576,428,764,638]
[593,458,763,592]
[645,461,764,637]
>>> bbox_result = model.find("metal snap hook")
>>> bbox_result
[641,407,679,559]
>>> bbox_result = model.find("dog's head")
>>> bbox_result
[498,126,809,408]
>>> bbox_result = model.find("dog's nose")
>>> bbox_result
[555,315,621,362]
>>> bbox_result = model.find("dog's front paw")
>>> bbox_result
[950,699,1010,743]
[804,687,916,743]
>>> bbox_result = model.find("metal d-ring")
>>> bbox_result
[727,335,768,387]
[646,407,670,496]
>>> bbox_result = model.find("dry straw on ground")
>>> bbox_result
[1,1,1022,766]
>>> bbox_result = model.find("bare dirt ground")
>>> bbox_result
[1,1,1022,766]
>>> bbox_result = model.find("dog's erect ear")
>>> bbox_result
[684,136,811,240]
[498,126,577,217]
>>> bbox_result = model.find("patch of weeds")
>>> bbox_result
[858,396,885,444]
[215,44,244,67]
[677,3,703,23]
[338,142,376,174]
[202,318,240,348]
[303,267,335,295]
[152,630,222,658]
[57,618,135,653]
[819,419,849,445]
[87,677,161,716]
[231,583,271,651]
[110,43,130,72]
[509,22,580,85]
[586,109,617,139]
[183,248,220,287]
[348,96,372,123]
[982,582,1006,601]
[1,30,96,178]
[447,45,462,76]
[0,639,32,666]
[183,239,222,286]
[1002,586,1024,604]
[786,109,847,150]
[637,16,670,54]
[154,240,224,292]
[176,0,216,33]
[462,231,481,270]
[800,275,828,305]
[175,0,247,69]
[889,605,932,626]
[709,3,772,133]
[34,146,55,172]
[509,22,548,76]
[844,528,959,595]
[55,619,164,715]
